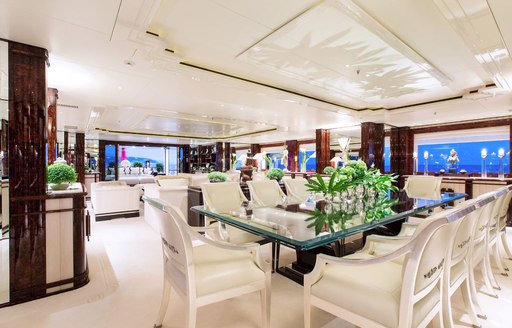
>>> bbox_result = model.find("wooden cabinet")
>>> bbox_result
[189,145,217,173]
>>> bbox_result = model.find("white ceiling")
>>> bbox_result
[1,0,512,146]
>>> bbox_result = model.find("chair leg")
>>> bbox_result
[185,298,197,328]
[154,278,172,328]
[492,240,508,276]
[468,264,486,319]
[304,288,311,328]
[460,279,481,328]
[481,253,500,294]
[442,285,454,328]
[500,231,512,260]
[260,277,271,328]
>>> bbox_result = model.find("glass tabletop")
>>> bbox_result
[191,192,466,250]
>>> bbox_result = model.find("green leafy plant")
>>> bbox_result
[108,162,115,168]
[323,166,335,175]
[304,160,399,235]
[208,171,228,182]
[155,163,163,172]
[266,168,284,181]
[133,161,143,168]
[47,163,77,185]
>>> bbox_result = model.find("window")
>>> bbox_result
[104,144,116,180]
[118,145,165,175]
[415,126,510,174]
[384,136,390,173]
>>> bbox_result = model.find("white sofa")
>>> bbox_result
[90,181,141,221]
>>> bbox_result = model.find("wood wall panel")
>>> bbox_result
[75,133,85,184]
[390,127,413,188]
[47,88,58,164]
[8,41,48,303]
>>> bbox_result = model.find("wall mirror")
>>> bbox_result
[0,39,9,305]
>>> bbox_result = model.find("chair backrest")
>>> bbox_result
[498,186,512,228]
[145,197,195,298]
[201,182,248,213]
[283,178,310,204]
[404,176,442,200]
[397,214,453,325]
[247,180,287,207]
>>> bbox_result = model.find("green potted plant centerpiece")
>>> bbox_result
[305,160,398,234]
[47,163,77,190]
[208,171,228,183]
[266,168,284,181]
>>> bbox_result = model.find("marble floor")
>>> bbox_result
[0,211,511,327]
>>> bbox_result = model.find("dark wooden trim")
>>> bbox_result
[412,117,512,134]
[286,140,298,172]
[260,142,286,149]
[298,139,316,146]
[94,210,140,221]
[360,122,384,171]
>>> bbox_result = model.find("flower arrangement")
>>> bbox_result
[304,160,398,234]
[266,168,284,181]
[208,171,228,182]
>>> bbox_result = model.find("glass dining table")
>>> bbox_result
[191,191,466,284]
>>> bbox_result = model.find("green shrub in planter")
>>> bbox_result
[133,161,143,168]
[208,171,228,182]
[47,163,77,189]
[266,168,284,181]
[323,166,335,175]
[155,163,163,172]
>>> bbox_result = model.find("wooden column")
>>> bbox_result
[390,127,413,188]
[1,119,7,175]
[8,41,49,303]
[286,140,298,172]
[63,131,69,161]
[215,142,231,172]
[98,140,106,181]
[47,88,58,164]
[315,129,330,174]
[75,133,85,184]
[360,122,384,172]
[223,142,230,171]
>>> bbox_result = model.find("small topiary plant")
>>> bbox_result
[47,163,77,187]
[208,171,228,182]
[323,166,335,175]
[266,168,284,181]
[155,163,163,172]
[133,161,143,168]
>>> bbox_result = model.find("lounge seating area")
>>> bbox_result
[90,181,141,221]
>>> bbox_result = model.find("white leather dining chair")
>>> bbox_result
[304,212,457,328]
[283,178,310,204]
[403,175,443,200]
[146,197,271,328]
[247,180,287,208]
[201,182,263,244]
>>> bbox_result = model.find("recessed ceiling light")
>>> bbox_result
[201,115,208,118]
[345,64,350,67]
[117,86,122,90]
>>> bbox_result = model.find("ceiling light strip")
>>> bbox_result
[95,127,278,141]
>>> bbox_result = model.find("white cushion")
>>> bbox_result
[193,244,265,297]
[311,261,439,328]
